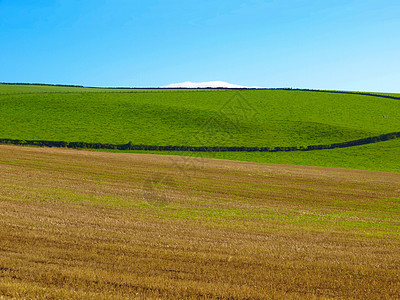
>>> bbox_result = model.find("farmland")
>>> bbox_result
[1,145,400,299]
[1,84,400,298]
[122,138,400,173]
[1,84,400,172]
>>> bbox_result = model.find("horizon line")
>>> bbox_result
[1,82,399,95]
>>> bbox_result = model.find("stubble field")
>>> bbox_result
[0,145,399,299]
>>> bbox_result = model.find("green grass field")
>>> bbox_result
[101,138,400,173]
[1,84,399,172]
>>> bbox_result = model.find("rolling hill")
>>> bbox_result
[0,83,399,172]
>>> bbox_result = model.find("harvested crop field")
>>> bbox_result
[0,145,399,299]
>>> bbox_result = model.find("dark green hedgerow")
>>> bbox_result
[1,131,399,152]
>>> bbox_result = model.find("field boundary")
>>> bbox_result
[1,83,400,100]
[1,131,399,152]
[276,88,400,100]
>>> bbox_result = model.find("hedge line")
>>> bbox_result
[0,82,85,88]
[278,88,400,101]
[2,83,400,100]
[1,131,399,152]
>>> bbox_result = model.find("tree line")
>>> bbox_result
[0,131,399,152]
[278,88,400,101]
[2,83,399,100]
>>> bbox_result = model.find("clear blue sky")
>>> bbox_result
[1,0,399,92]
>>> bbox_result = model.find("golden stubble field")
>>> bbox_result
[0,145,399,299]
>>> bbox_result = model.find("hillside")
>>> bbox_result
[1,84,399,172]
[1,145,399,299]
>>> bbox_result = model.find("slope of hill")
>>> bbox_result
[0,84,399,172]
[1,145,399,299]
[129,138,400,173]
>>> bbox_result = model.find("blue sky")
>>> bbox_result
[1,0,399,92]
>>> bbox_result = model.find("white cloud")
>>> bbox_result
[162,81,265,89]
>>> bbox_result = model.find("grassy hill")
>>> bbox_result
[1,84,399,172]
